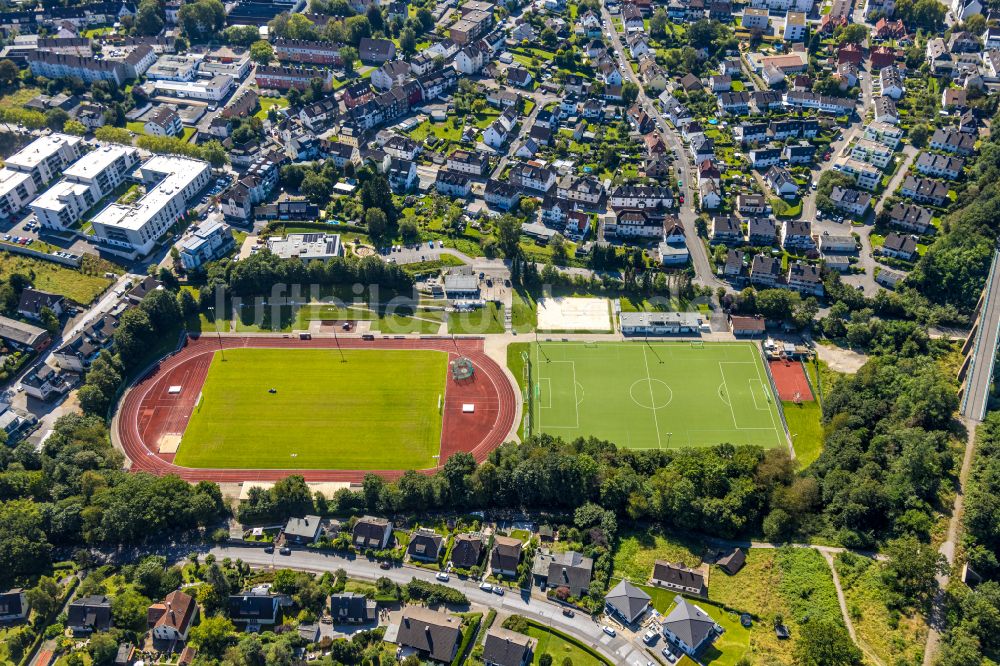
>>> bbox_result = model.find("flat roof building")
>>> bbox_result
[90,155,211,256]
[4,133,83,189]
[32,145,141,230]
[266,232,343,261]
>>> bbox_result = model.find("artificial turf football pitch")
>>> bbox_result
[528,341,787,450]
[174,348,448,470]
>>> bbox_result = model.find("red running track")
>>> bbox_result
[114,335,519,482]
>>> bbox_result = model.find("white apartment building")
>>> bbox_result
[31,145,140,230]
[850,138,894,169]
[152,74,234,102]
[833,156,881,191]
[90,155,211,256]
[3,133,83,190]
[0,169,37,222]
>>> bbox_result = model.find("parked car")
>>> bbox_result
[492,586,504,596]
[436,573,450,582]
[279,547,291,555]
[602,626,617,637]
[263,546,274,553]
[562,608,575,617]
[379,561,391,570]
[480,582,493,592]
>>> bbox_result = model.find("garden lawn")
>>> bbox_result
[0,253,111,304]
[708,549,796,665]
[176,348,447,470]
[613,529,704,582]
[525,624,610,665]
[373,310,444,334]
[784,400,823,469]
[255,96,290,120]
[448,302,505,334]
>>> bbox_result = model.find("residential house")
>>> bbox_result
[729,315,766,336]
[879,66,904,99]
[228,591,280,630]
[864,121,904,149]
[784,142,816,164]
[851,138,894,169]
[604,580,651,625]
[483,628,535,666]
[447,150,488,176]
[491,536,523,578]
[68,596,112,634]
[700,180,722,209]
[371,60,411,91]
[143,106,182,137]
[21,365,67,401]
[718,91,750,116]
[352,516,393,550]
[750,147,781,169]
[737,193,769,215]
[508,162,556,193]
[929,128,976,155]
[436,169,472,198]
[283,515,323,545]
[915,153,964,180]
[407,529,444,563]
[833,156,881,190]
[711,216,743,244]
[899,175,948,206]
[391,608,461,664]
[781,219,815,252]
[787,261,823,296]
[830,186,871,216]
[651,561,707,596]
[18,288,64,321]
[747,217,777,245]
[765,166,798,197]
[484,180,522,210]
[661,598,721,658]
[451,534,484,569]
[531,550,594,597]
[888,202,934,234]
[0,590,27,623]
[881,232,918,260]
[724,249,747,279]
[329,593,376,624]
[717,549,747,575]
[751,254,783,288]
[148,591,198,642]
[358,37,396,64]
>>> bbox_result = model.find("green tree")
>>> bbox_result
[190,614,236,657]
[45,108,70,131]
[621,82,639,107]
[339,46,358,74]
[63,120,88,136]
[136,0,165,35]
[400,26,417,55]
[39,306,60,334]
[250,40,274,64]
[89,633,119,666]
[178,0,225,42]
[649,8,668,37]
[881,535,945,606]
[793,617,863,666]
[0,59,21,92]
[224,25,260,46]
[364,207,389,238]
[26,576,60,618]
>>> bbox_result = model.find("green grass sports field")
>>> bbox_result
[527,342,786,449]
[175,348,448,469]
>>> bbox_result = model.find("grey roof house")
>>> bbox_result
[490,536,523,577]
[661,597,721,657]
[604,579,651,624]
[68,595,112,634]
[407,529,444,563]
[283,515,322,545]
[329,592,376,624]
[532,550,594,597]
[483,628,535,666]
[651,561,707,596]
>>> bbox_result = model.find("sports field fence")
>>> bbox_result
[758,343,794,454]
[521,350,532,438]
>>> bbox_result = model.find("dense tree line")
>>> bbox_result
[806,354,957,548]
[0,415,226,587]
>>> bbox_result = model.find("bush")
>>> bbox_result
[404,578,468,605]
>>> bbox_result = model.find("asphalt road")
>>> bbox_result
[961,250,1000,420]
[598,5,724,292]
[205,544,658,666]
